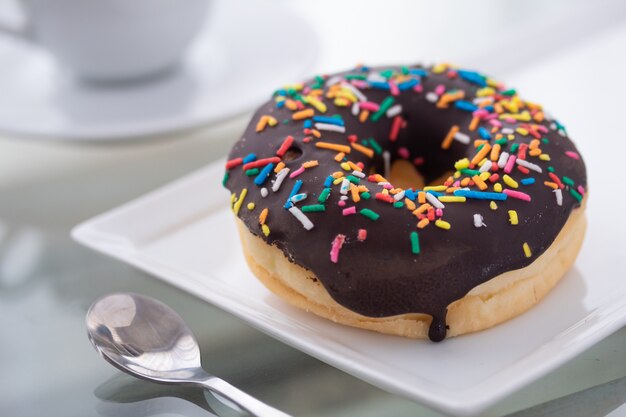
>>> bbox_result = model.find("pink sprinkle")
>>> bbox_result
[435,84,446,95]
[565,151,580,160]
[453,180,461,187]
[413,84,423,93]
[504,155,517,174]
[357,229,367,241]
[338,200,346,207]
[382,183,393,190]
[489,119,503,128]
[330,234,346,264]
[413,157,424,166]
[503,189,531,202]
[484,113,498,120]
[302,86,311,95]
[296,101,305,110]
[577,185,585,196]
[342,206,357,216]
[398,147,410,159]
[289,166,305,178]
[504,117,516,124]
[473,109,488,118]
[359,101,380,111]
[536,125,549,133]
[356,162,365,169]
[389,80,400,96]
[435,208,443,217]
[351,80,368,89]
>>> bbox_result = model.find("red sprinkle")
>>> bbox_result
[242,157,281,171]
[389,116,403,142]
[548,172,565,189]
[357,229,367,241]
[225,158,243,170]
[375,193,395,203]
[276,136,294,157]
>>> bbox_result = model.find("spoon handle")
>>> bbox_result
[199,376,291,417]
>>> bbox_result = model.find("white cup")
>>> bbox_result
[0,0,210,82]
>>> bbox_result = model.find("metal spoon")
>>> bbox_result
[86,293,291,417]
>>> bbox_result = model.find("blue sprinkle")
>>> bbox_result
[243,153,257,164]
[478,127,492,140]
[275,89,287,96]
[313,116,345,126]
[455,101,478,112]
[398,79,419,91]
[458,70,487,87]
[484,105,495,112]
[276,100,285,109]
[404,189,417,201]
[409,69,428,76]
[284,180,303,209]
[254,163,274,186]
[453,190,508,200]
[426,190,444,197]
[520,178,536,185]
[303,119,313,129]
[359,65,370,72]
[369,81,390,90]
[323,176,333,188]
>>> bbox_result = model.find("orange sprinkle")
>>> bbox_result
[303,160,319,168]
[529,148,542,157]
[316,141,351,154]
[413,203,432,216]
[529,139,540,149]
[351,142,375,158]
[474,139,488,148]
[285,99,298,110]
[441,125,460,150]
[469,116,480,131]
[490,144,501,161]
[418,191,426,204]
[256,115,269,132]
[331,171,344,178]
[347,161,362,171]
[259,208,268,225]
[359,110,370,123]
[461,177,471,187]
[471,143,492,166]
[405,198,416,211]
[472,175,488,190]
[311,129,321,138]
[350,183,360,203]
[417,218,430,229]
[292,109,314,120]
[357,185,369,192]
[544,181,559,189]
[274,162,285,173]
[334,152,346,162]
[437,90,465,108]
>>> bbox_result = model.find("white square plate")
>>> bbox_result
[73,27,626,416]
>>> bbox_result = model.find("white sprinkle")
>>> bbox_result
[340,195,349,201]
[473,97,492,105]
[550,122,557,131]
[558,129,567,137]
[377,182,391,187]
[351,102,360,116]
[453,132,470,144]
[426,92,439,103]
[386,104,402,118]
[479,160,493,173]
[315,123,346,133]
[502,128,514,135]
[288,206,314,230]
[473,214,486,228]
[383,150,391,179]
[272,168,290,192]
[425,192,445,209]
[554,189,563,206]
[516,159,543,173]
[367,73,386,83]
[326,76,342,86]
[351,170,365,178]
[340,178,350,195]
[290,193,307,203]
[498,151,510,168]
[260,188,268,198]
[341,82,367,102]
[393,190,406,201]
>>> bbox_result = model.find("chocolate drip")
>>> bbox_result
[225,65,587,341]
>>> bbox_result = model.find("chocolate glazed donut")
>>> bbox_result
[223,64,587,342]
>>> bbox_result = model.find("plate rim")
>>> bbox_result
[72,160,626,416]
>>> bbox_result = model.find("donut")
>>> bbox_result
[223,64,587,342]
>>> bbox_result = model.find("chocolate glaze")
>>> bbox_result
[225,65,587,342]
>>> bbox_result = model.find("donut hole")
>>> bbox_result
[282,146,303,162]
[388,160,454,190]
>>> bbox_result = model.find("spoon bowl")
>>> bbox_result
[86,293,290,417]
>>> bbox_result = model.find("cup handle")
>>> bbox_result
[0,1,31,42]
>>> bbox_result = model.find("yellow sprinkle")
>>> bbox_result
[315,142,351,153]
[307,96,327,113]
[494,183,503,192]
[438,196,466,203]
[503,174,518,189]
[247,202,255,211]
[334,152,345,162]
[508,210,518,225]
[267,116,278,127]
[476,87,496,97]
[454,158,470,171]
[332,171,344,178]
[334,98,350,106]
[340,162,351,171]
[424,185,447,191]
[453,171,461,179]
[303,160,319,168]
[523,242,532,258]
[490,201,498,210]
[479,171,491,181]
[262,224,270,237]
[515,127,529,136]
[259,208,268,225]
[435,219,451,230]
[233,188,247,215]
[333,177,344,185]
[540,154,551,161]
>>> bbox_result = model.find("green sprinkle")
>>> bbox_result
[345,74,367,80]
[547,166,555,173]
[401,66,410,75]
[410,231,420,255]
[360,208,380,221]
[318,188,331,203]
[542,137,549,144]
[461,168,481,176]
[368,138,383,154]
[372,96,395,122]
[477,143,485,151]
[393,201,404,208]
[510,143,520,153]
[361,192,371,200]
[569,188,583,202]
[222,172,229,187]
[501,88,517,96]
[380,69,394,79]
[495,138,508,146]
[301,204,325,213]
[346,175,361,184]
[245,168,259,176]
[562,176,575,187]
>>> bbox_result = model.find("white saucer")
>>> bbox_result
[0,0,318,141]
